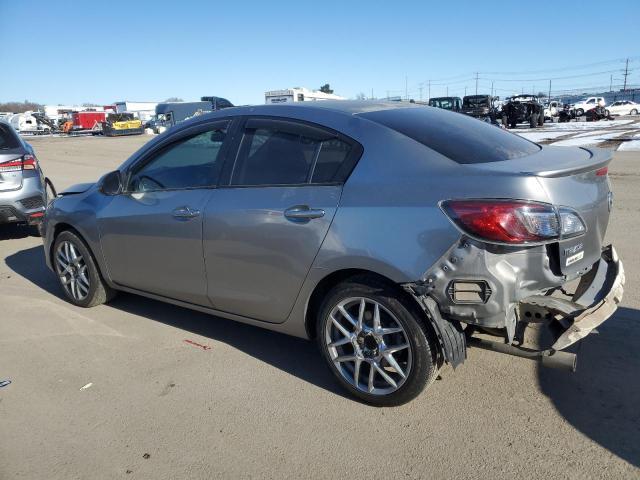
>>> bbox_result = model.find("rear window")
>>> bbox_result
[360,107,540,164]
[0,123,21,150]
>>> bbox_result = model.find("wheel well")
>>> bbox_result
[49,223,84,262]
[304,268,423,339]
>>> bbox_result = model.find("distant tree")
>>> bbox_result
[82,102,101,107]
[355,92,366,100]
[537,92,548,99]
[319,84,334,94]
[165,97,183,102]
[0,100,44,113]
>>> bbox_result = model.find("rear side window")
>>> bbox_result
[360,107,540,164]
[0,124,21,150]
[230,118,356,186]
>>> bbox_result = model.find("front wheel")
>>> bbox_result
[53,230,116,307]
[631,109,638,115]
[316,275,438,406]
[575,108,584,117]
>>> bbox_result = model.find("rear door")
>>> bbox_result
[203,117,362,322]
[97,120,231,305]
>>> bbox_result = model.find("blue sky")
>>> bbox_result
[1,0,639,105]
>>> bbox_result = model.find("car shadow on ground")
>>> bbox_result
[536,306,640,468]
[5,246,348,400]
[0,224,37,241]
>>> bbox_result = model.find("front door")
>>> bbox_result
[98,121,230,305]
[203,117,362,322]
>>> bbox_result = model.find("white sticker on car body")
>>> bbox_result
[566,251,584,266]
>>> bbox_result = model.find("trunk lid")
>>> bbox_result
[470,145,613,274]
[0,151,25,192]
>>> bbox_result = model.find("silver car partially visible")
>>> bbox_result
[0,121,47,231]
[42,102,623,405]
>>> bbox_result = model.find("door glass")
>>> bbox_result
[129,125,227,192]
[231,123,353,186]
[311,138,353,183]
[231,127,317,186]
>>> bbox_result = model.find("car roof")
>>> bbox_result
[191,100,421,121]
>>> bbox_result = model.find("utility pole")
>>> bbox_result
[491,81,494,98]
[418,84,423,102]
[609,74,613,92]
[428,80,431,101]
[371,88,374,100]
[548,79,551,100]
[475,72,479,96]
[622,58,630,93]
[405,76,408,101]
[465,86,467,96]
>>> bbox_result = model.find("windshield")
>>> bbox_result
[0,123,21,150]
[463,96,489,107]
[429,98,455,109]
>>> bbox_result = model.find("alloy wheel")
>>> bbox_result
[325,297,413,395]
[55,241,90,301]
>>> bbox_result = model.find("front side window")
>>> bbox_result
[129,123,228,192]
[230,120,354,186]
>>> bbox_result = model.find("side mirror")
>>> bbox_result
[99,170,122,195]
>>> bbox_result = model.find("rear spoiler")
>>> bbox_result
[534,147,612,178]
[467,145,612,178]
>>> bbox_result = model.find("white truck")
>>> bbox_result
[572,97,606,117]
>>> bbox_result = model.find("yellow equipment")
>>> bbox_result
[103,113,144,137]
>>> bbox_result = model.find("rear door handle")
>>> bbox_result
[172,206,201,219]
[284,206,325,220]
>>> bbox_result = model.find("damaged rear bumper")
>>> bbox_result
[520,244,624,351]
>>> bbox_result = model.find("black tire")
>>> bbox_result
[53,230,116,307]
[501,115,508,127]
[538,110,544,126]
[316,274,438,406]
[529,113,538,128]
[630,109,638,115]
[575,108,584,117]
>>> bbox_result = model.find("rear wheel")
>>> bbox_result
[53,230,115,307]
[538,110,544,126]
[530,113,538,128]
[575,108,584,117]
[316,275,437,406]
[631,109,638,115]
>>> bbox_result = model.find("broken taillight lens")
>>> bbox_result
[441,199,584,244]
[0,154,37,172]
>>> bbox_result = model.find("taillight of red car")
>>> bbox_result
[0,154,37,172]
[441,199,585,245]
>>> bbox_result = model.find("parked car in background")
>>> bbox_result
[460,95,500,123]
[607,100,639,116]
[0,121,48,233]
[544,100,562,120]
[43,102,623,406]
[502,95,545,128]
[428,96,462,111]
[572,97,605,117]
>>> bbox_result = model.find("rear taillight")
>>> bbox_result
[0,154,37,172]
[22,154,37,170]
[441,199,585,245]
[595,166,608,176]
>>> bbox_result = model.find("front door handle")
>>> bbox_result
[172,206,201,219]
[284,205,325,220]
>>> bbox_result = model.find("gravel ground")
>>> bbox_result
[0,134,638,479]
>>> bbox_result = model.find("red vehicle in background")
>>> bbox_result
[72,111,105,130]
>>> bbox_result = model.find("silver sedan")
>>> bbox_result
[42,102,623,405]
